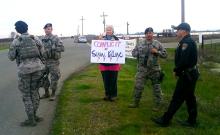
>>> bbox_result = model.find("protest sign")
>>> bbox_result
[90,40,126,64]
[125,39,136,58]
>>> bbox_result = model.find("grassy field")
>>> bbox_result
[50,49,220,135]
[0,42,9,50]
[200,43,220,62]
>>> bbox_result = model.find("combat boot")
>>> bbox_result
[128,100,140,108]
[34,112,43,122]
[35,115,44,122]
[40,88,50,99]
[49,89,56,101]
[20,114,37,127]
[152,107,160,112]
[152,103,162,112]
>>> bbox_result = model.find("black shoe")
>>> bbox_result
[177,120,197,128]
[151,117,169,127]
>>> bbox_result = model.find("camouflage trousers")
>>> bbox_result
[133,68,163,106]
[43,60,61,91]
[18,71,42,117]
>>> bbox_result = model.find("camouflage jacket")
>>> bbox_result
[8,33,45,74]
[132,39,167,70]
[41,34,64,61]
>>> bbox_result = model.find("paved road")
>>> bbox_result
[0,38,91,135]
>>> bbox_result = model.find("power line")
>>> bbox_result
[77,25,79,35]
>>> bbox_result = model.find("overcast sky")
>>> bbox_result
[0,0,219,38]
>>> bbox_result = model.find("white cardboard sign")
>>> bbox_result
[125,39,136,58]
[90,40,126,64]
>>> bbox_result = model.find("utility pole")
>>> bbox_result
[77,25,79,35]
[80,16,85,35]
[126,22,129,35]
[181,0,185,23]
[100,12,108,32]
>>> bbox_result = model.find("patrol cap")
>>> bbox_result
[44,23,52,29]
[15,20,28,34]
[173,22,191,32]
[144,27,154,34]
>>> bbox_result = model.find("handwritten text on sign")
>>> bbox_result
[125,39,136,58]
[90,40,126,64]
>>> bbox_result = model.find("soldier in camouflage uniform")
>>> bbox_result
[8,21,45,126]
[40,23,64,101]
[128,27,167,111]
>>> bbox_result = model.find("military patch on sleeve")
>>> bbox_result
[181,43,188,50]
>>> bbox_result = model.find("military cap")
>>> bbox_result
[15,20,28,34]
[173,22,191,32]
[44,23,52,29]
[144,27,154,34]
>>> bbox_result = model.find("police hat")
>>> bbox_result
[173,22,191,32]
[15,20,28,34]
[44,23,52,29]
[144,27,154,34]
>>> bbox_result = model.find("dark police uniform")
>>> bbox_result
[152,22,199,127]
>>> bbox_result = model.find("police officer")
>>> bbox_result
[8,21,45,126]
[40,23,64,101]
[128,27,167,111]
[152,22,199,127]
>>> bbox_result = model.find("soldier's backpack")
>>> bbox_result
[18,35,40,60]
[17,35,45,74]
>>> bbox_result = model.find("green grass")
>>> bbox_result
[0,42,9,50]
[50,49,220,135]
[201,43,220,62]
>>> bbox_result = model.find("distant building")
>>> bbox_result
[157,29,176,37]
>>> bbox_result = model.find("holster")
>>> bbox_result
[184,71,193,81]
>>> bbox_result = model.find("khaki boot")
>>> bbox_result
[128,100,140,108]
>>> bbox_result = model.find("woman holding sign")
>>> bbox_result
[99,25,120,102]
